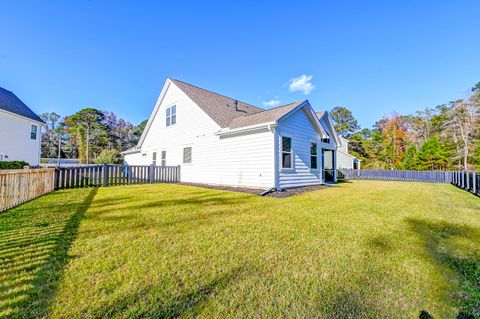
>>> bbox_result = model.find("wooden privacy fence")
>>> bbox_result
[0,168,55,212]
[340,169,453,183]
[55,164,181,189]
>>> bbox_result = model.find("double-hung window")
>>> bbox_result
[152,152,157,166]
[30,125,37,140]
[183,147,192,164]
[161,150,166,166]
[281,136,292,169]
[310,142,318,169]
[166,105,176,127]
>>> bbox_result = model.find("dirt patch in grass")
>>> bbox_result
[178,182,266,195]
[266,184,334,197]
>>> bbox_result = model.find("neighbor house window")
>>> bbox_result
[152,152,157,166]
[183,147,192,164]
[166,105,176,127]
[310,142,318,169]
[161,150,166,166]
[30,125,37,140]
[281,136,292,169]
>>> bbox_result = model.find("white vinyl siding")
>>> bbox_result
[124,81,275,188]
[0,111,42,165]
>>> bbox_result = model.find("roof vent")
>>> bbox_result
[234,100,239,111]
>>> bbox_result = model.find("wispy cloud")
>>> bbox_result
[288,74,315,95]
[262,97,281,107]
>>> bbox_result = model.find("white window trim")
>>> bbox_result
[30,124,38,140]
[280,134,294,171]
[151,150,158,166]
[160,149,167,166]
[166,104,177,127]
[309,139,320,171]
[182,145,193,165]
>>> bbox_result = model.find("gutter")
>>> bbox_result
[216,122,278,137]
[121,148,141,155]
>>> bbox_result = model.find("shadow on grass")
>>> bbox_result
[407,218,480,318]
[84,192,257,229]
[0,188,98,318]
[93,267,246,318]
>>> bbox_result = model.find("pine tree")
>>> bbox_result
[401,145,417,170]
[416,137,447,170]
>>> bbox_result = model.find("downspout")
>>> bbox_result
[333,149,338,182]
[271,124,280,190]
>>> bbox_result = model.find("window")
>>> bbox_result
[152,152,157,166]
[161,150,166,166]
[166,105,176,126]
[321,137,330,144]
[281,136,292,169]
[30,125,37,140]
[183,147,192,164]
[310,142,318,169]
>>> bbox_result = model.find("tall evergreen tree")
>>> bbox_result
[401,145,417,170]
[416,137,447,170]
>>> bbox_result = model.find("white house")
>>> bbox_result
[0,87,45,166]
[123,79,341,189]
[336,136,361,170]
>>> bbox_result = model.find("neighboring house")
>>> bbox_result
[0,87,45,165]
[336,136,361,170]
[123,78,341,189]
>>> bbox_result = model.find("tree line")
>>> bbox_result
[330,82,480,171]
[40,108,147,164]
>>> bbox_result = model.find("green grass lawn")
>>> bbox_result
[0,181,479,318]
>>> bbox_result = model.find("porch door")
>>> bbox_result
[322,149,335,182]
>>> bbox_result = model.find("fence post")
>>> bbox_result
[149,164,155,183]
[472,171,476,194]
[102,164,109,187]
[54,168,59,190]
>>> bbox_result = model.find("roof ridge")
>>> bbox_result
[170,78,264,111]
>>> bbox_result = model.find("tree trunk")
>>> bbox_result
[86,125,90,165]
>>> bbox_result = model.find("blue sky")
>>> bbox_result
[0,1,479,128]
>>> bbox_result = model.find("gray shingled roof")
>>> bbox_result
[316,111,325,119]
[0,87,44,123]
[171,79,264,128]
[229,101,303,129]
[171,79,324,130]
